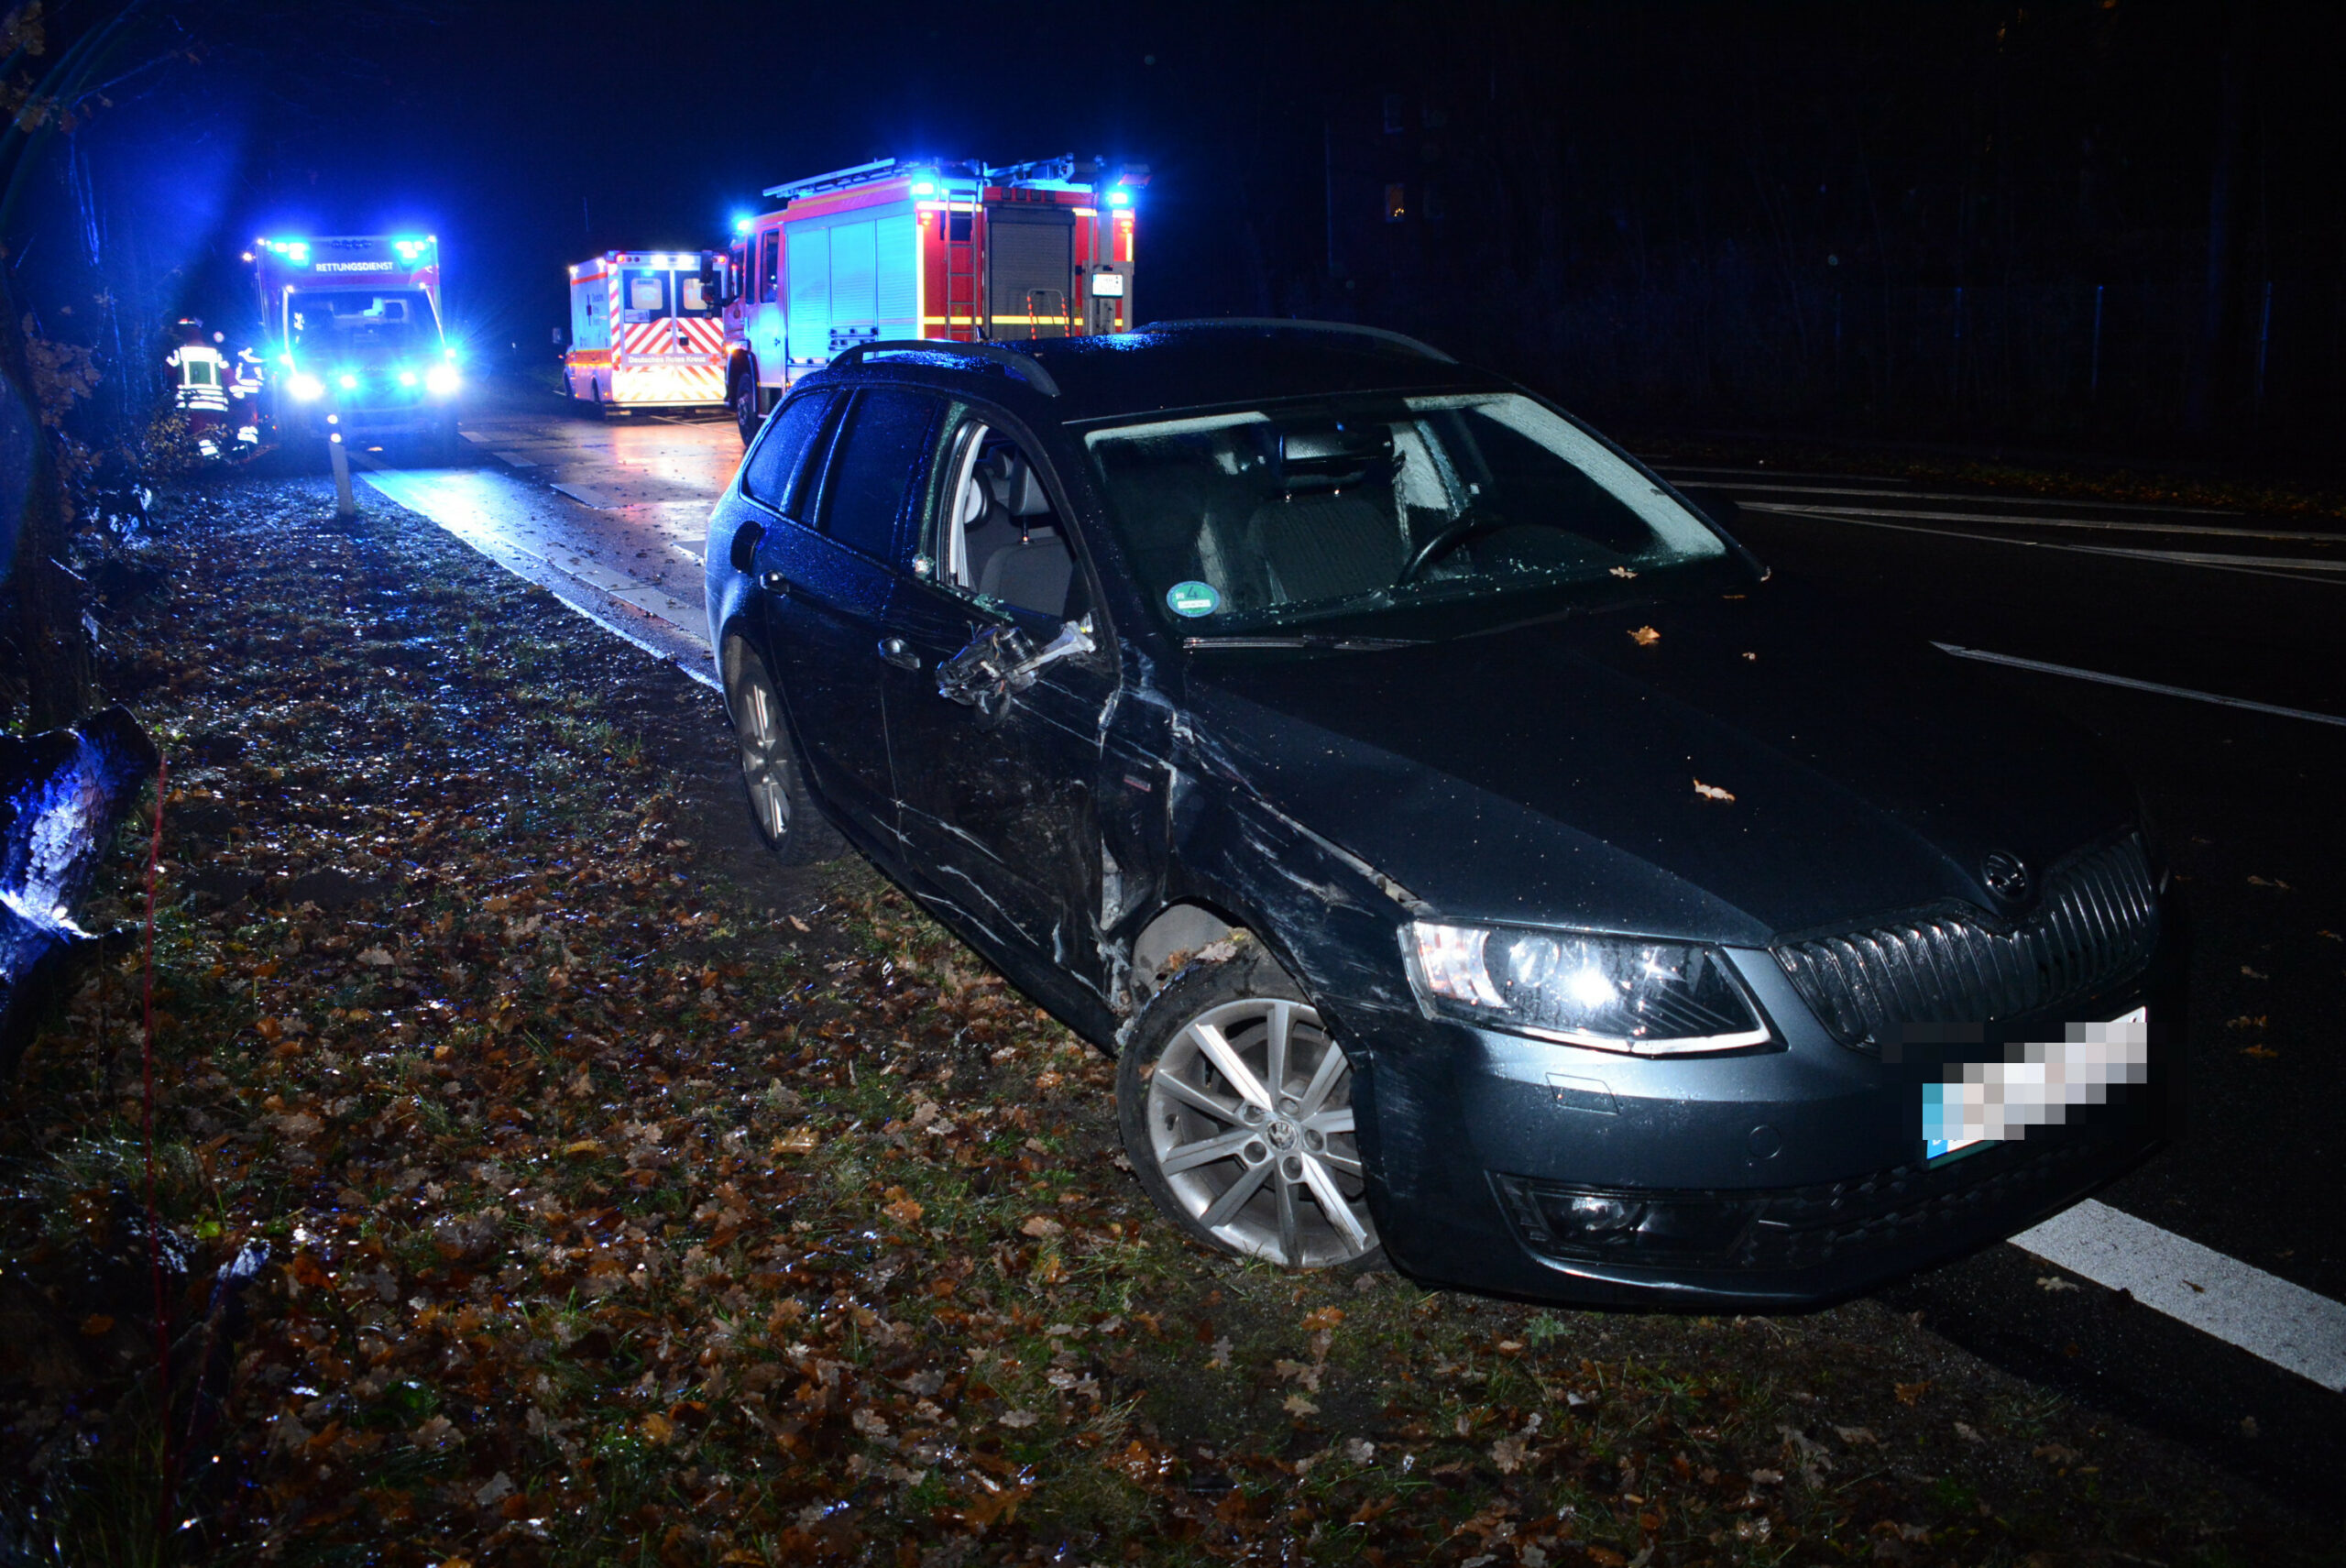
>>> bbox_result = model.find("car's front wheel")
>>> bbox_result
[726,645,843,865]
[1117,943,1382,1271]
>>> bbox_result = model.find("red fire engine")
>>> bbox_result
[721,156,1141,443]
[563,249,728,412]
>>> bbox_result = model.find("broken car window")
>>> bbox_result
[1084,393,1729,635]
[925,419,1083,621]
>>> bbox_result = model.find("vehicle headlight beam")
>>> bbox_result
[1402,920,1770,1055]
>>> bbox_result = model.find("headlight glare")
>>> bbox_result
[424,364,460,396]
[288,373,325,401]
[1404,921,1770,1055]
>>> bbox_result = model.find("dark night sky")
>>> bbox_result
[27,1,2346,444]
[91,0,1236,356]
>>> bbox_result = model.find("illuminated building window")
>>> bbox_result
[1385,183,1407,223]
[1383,93,1406,134]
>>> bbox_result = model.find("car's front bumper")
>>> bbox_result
[1347,935,2182,1310]
[280,396,455,440]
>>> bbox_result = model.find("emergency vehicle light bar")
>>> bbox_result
[833,339,1061,399]
[763,158,978,202]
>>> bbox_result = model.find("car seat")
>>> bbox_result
[969,447,1076,616]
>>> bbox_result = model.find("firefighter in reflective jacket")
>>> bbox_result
[164,319,230,454]
[227,342,264,446]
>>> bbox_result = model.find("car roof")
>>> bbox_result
[803,320,1507,425]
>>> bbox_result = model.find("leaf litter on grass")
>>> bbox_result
[0,473,2331,1566]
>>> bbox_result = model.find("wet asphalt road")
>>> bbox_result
[351,387,2346,1508]
[1672,465,2346,1503]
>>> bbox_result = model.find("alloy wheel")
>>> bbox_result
[1142,996,1376,1267]
[734,667,793,843]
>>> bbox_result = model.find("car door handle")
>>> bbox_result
[877,638,922,672]
[760,572,790,595]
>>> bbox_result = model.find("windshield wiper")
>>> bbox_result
[1182,633,1427,652]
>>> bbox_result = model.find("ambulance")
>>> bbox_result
[248,233,460,458]
[564,250,727,412]
[721,156,1141,443]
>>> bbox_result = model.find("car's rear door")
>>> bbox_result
[751,386,944,848]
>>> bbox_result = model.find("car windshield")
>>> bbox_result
[1084,392,1735,637]
[289,290,435,358]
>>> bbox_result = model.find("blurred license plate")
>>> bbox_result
[1924,1005,2149,1164]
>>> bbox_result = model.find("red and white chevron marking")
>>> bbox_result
[619,318,727,359]
[608,364,727,406]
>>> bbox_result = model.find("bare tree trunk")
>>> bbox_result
[0,268,94,731]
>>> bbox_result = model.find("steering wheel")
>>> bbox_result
[1397,509,1518,585]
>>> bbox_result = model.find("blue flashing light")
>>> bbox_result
[398,369,419,387]
[337,372,358,390]
[732,214,753,236]
[909,181,936,197]
[425,363,460,397]
[1106,189,1132,207]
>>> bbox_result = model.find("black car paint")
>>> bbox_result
[704,329,2174,1310]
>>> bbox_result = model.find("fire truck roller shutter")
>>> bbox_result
[987,205,1075,339]
[787,227,829,364]
[874,214,917,339]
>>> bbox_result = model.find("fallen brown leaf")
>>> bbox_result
[1693,779,1735,803]
[1629,625,1661,646]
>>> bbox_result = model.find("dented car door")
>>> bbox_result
[879,411,1120,1008]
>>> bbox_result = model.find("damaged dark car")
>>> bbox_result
[703,321,2179,1310]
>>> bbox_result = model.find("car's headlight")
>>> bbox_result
[289,373,325,401]
[1402,921,1770,1055]
[424,364,460,396]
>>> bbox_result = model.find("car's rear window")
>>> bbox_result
[740,392,834,517]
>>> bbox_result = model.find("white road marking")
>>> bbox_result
[2012,1200,2346,1392]
[1933,642,2346,729]
[1656,471,2248,517]
[1737,499,2344,544]
[1756,506,2346,585]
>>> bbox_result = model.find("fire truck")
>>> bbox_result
[721,155,1141,443]
[563,250,728,413]
[248,233,460,458]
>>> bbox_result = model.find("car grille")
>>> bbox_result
[1770,833,2158,1053]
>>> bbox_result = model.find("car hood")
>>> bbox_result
[1175,587,2133,945]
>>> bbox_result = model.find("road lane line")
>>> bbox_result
[1660,473,2249,518]
[1931,642,2346,729]
[1755,507,2346,585]
[1735,499,2342,543]
[2012,1201,2346,1392]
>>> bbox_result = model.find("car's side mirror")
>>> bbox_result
[936,618,1096,727]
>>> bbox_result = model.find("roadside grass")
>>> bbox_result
[0,476,2330,1566]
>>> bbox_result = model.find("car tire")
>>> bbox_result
[725,644,844,866]
[1117,942,1384,1272]
[732,369,762,447]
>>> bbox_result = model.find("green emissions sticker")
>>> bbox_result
[1166,580,1222,618]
